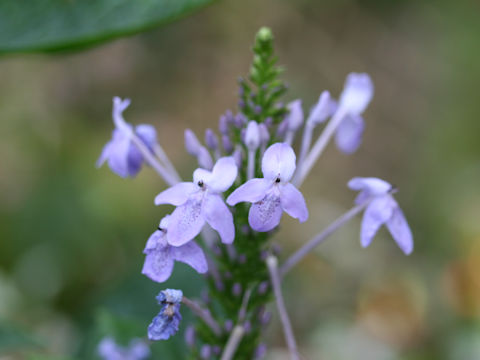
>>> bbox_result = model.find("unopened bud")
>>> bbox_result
[307,91,335,126]
[184,129,202,156]
[286,99,304,131]
[205,129,218,150]
[244,121,260,150]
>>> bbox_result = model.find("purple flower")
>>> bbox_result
[184,129,213,169]
[348,177,413,255]
[335,73,374,154]
[155,157,238,246]
[97,337,150,360]
[227,143,308,232]
[148,289,183,341]
[97,97,157,178]
[142,215,208,283]
[306,91,336,126]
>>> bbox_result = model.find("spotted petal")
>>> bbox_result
[261,143,296,182]
[142,246,174,283]
[280,183,308,222]
[248,194,283,232]
[154,182,197,206]
[203,194,235,244]
[167,199,205,246]
[227,178,271,206]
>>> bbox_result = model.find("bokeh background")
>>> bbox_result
[1,0,480,359]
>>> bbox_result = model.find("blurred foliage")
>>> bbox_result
[0,0,479,359]
[0,0,216,53]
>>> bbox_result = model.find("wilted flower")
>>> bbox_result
[148,289,183,341]
[155,157,238,245]
[227,143,308,231]
[348,177,413,255]
[142,215,208,283]
[97,97,157,178]
[97,336,150,360]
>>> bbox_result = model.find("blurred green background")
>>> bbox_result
[1,0,480,359]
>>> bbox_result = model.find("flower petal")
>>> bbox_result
[144,230,164,253]
[127,142,144,176]
[261,143,296,182]
[136,124,157,150]
[154,182,197,206]
[171,241,208,274]
[102,129,131,178]
[206,157,238,193]
[361,195,395,248]
[338,73,374,115]
[248,194,283,232]
[306,91,336,125]
[227,178,271,206]
[280,183,309,222]
[203,194,235,244]
[386,206,413,255]
[335,114,365,154]
[167,200,205,246]
[148,307,182,341]
[142,247,174,283]
[348,177,392,204]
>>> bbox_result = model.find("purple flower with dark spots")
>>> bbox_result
[97,337,150,360]
[155,157,238,246]
[97,97,157,178]
[227,143,308,232]
[148,289,183,341]
[348,177,413,255]
[142,215,208,283]
[334,73,374,154]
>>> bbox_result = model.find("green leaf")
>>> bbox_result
[0,0,216,54]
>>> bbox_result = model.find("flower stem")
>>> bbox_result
[220,325,245,360]
[297,122,315,175]
[280,200,370,277]
[129,133,178,186]
[182,296,222,337]
[266,255,300,360]
[247,149,255,180]
[293,108,346,187]
[153,143,181,182]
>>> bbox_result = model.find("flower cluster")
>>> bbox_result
[96,27,413,359]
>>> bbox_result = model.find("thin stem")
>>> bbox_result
[280,195,386,277]
[297,122,315,175]
[247,149,255,180]
[284,130,294,146]
[238,287,253,322]
[153,143,181,182]
[293,108,346,187]
[266,255,300,360]
[129,133,178,186]
[181,296,222,337]
[220,325,245,360]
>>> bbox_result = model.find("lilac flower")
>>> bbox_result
[184,129,213,169]
[334,73,373,154]
[155,157,238,246]
[97,97,157,178]
[148,289,183,341]
[348,177,413,255]
[227,143,308,232]
[142,215,208,283]
[97,337,150,360]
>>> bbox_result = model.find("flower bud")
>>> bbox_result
[222,135,233,153]
[204,129,218,150]
[232,283,242,297]
[185,325,196,347]
[307,90,336,126]
[197,147,213,170]
[286,99,303,131]
[200,345,211,359]
[338,72,374,115]
[184,129,202,156]
[244,121,261,151]
[258,123,270,146]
